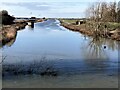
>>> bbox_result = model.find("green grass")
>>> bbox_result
[108,22,120,25]
[60,19,81,24]
[107,22,120,30]
[63,20,78,24]
[86,21,120,30]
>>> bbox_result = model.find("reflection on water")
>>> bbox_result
[87,37,108,59]
[30,22,35,29]
[0,34,17,49]
[1,25,35,48]
[1,19,119,88]
[82,36,118,60]
[27,25,34,31]
[81,35,118,76]
[87,37,118,58]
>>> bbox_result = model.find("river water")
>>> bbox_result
[1,19,119,88]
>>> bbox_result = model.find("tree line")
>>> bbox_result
[86,1,120,23]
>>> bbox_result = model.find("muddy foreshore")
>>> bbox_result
[60,20,120,41]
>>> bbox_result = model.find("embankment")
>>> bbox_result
[60,20,120,41]
[0,26,17,46]
[0,20,27,46]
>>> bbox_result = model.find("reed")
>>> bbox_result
[2,57,58,77]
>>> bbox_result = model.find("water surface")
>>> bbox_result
[2,19,119,88]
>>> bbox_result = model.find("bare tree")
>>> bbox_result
[117,1,120,22]
[85,1,119,38]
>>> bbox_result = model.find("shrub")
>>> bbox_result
[0,10,15,25]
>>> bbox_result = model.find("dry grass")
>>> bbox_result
[60,19,120,41]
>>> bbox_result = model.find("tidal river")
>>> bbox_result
[1,19,119,88]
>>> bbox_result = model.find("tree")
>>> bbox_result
[1,10,8,15]
[117,9,120,22]
[86,1,118,22]
[117,1,120,22]
[85,1,120,38]
[109,2,117,22]
[0,10,15,25]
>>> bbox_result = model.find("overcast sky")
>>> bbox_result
[0,0,120,18]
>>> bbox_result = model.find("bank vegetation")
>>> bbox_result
[0,10,27,46]
[60,1,120,41]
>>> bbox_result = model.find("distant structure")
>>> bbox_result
[29,17,36,22]
[43,17,46,20]
[76,20,86,25]
[27,17,36,28]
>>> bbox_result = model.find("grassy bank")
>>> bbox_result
[0,20,27,47]
[60,19,120,41]
[0,26,17,46]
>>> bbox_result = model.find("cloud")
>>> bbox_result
[1,1,120,18]
[0,2,96,18]
[1,0,120,3]
[2,2,51,11]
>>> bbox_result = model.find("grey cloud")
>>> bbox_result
[2,2,51,11]
[2,2,88,18]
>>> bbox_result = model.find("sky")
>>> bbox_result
[0,0,120,18]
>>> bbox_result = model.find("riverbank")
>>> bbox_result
[0,20,27,46]
[0,18,46,47]
[60,19,120,41]
[1,25,17,46]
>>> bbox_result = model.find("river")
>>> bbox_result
[1,19,119,88]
